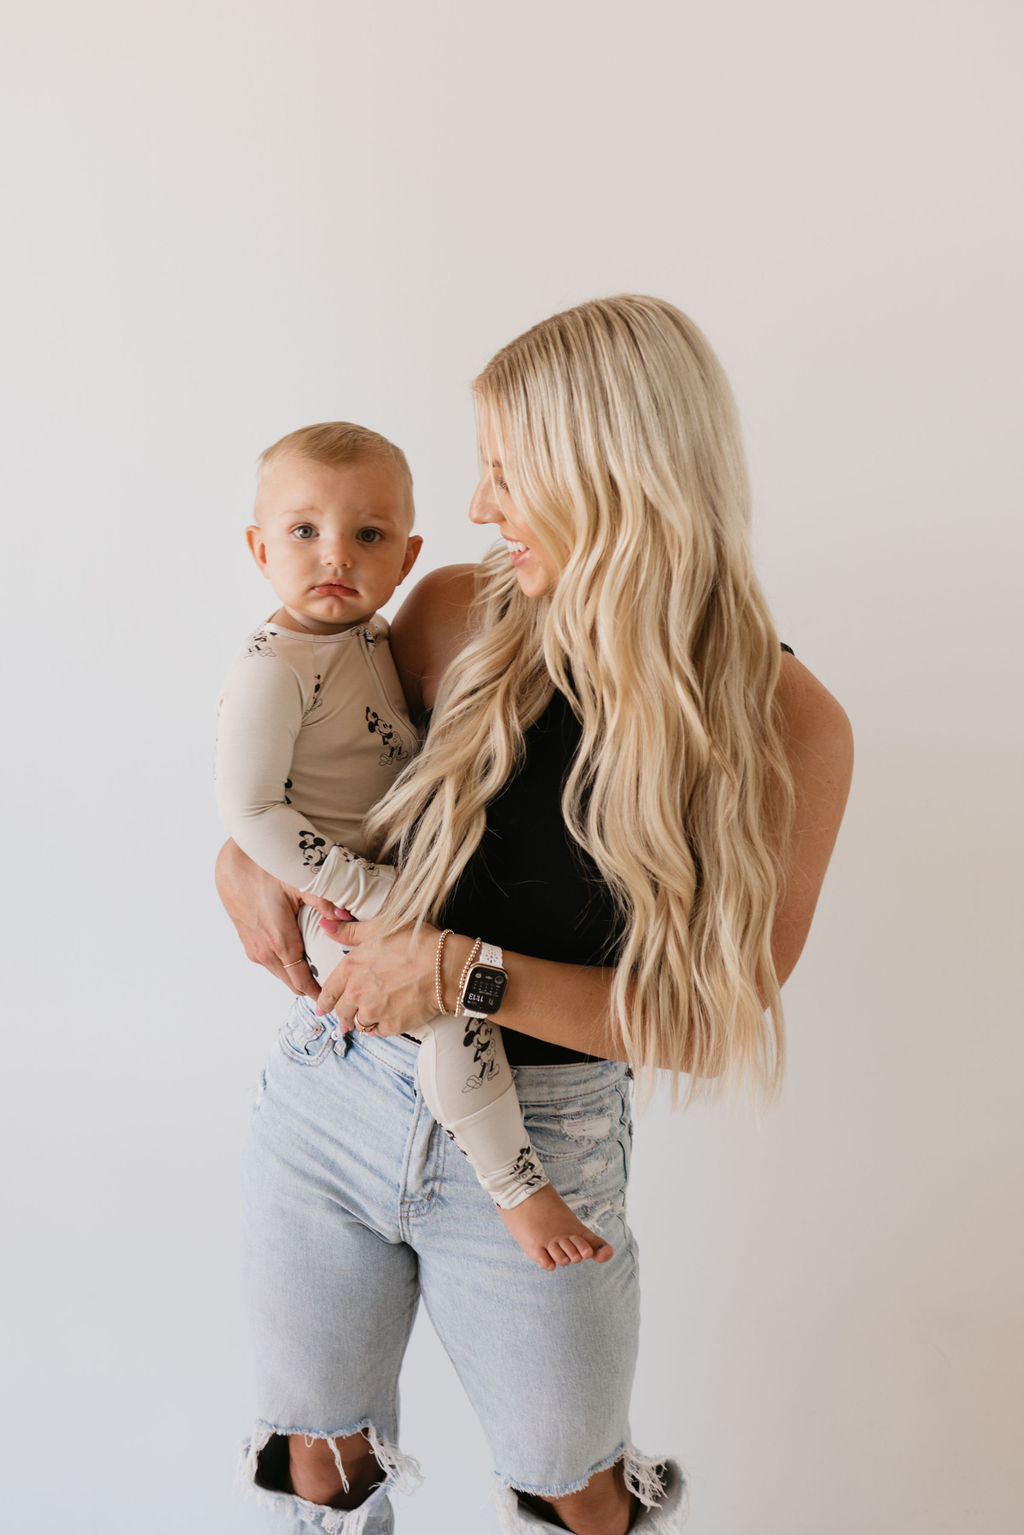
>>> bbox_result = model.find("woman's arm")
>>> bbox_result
[214,839,323,1003]
[315,652,854,1065]
[770,651,854,986]
[316,916,622,1055]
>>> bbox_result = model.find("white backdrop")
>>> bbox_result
[3,3,1021,1532]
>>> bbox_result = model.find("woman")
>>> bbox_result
[218,295,853,1535]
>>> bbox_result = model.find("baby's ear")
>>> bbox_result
[245,524,270,576]
[398,534,424,584]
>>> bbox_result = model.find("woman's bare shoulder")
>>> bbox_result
[776,651,854,774]
[389,563,480,718]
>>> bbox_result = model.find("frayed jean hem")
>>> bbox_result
[493,1448,687,1531]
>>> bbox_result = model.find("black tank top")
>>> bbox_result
[438,687,617,1065]
[437,643,795,1066]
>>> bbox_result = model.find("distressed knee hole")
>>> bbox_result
[251,1430,290,1493]
[241,1421,422,1532]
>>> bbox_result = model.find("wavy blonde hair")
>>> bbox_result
[369,295,794,1102]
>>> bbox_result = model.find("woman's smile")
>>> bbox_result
[503,535,531,563]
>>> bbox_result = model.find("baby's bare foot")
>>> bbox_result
[498,1183,614,1271]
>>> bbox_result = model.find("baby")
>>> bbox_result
[216,421,611,1270]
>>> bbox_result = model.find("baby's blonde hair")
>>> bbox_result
[370,295,794,1103]
[257,421,414,517]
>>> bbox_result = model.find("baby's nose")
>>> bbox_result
[321,541,353,567]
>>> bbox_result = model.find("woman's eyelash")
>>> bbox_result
[495,476,509,493]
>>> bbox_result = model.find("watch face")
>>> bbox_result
[463,964,508,1015]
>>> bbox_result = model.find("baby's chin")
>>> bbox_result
[273,602,375,636]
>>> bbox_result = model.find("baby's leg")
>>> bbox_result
[414,1016,614,1272]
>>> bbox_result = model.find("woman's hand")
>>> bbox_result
[214,839,320,1003]
[315,918,445,1035]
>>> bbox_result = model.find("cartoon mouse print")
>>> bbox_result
[297,829,328,869]
[506,1145,546,1192]
[245,628,277,659]
[365,706,410,767]
[461,1019,501,1092]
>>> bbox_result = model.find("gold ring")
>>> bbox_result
[354,1013,378,1034]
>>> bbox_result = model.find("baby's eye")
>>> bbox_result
[356,528,383,544]
[291,524,317,540]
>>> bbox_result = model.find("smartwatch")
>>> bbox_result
[458,941,509,1018]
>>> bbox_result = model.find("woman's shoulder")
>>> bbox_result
[389,563,480,719]
[776,650,854,768]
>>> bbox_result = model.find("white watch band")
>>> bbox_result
[460,941,504,1017]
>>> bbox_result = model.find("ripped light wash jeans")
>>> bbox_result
[239,998,687,1533]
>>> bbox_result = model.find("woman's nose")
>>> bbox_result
[469,475,499,526]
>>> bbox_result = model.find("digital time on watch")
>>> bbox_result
[459,941,509,1018]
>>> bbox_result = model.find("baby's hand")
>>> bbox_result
[319,905,356,939]
[299,891,339,923]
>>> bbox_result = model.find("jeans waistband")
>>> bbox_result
[342,1010,628,1103]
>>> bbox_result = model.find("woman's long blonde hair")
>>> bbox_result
[369,295,794,1102]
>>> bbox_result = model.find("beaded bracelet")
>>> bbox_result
[434,928,454,1015]
[455,938,483,1013]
